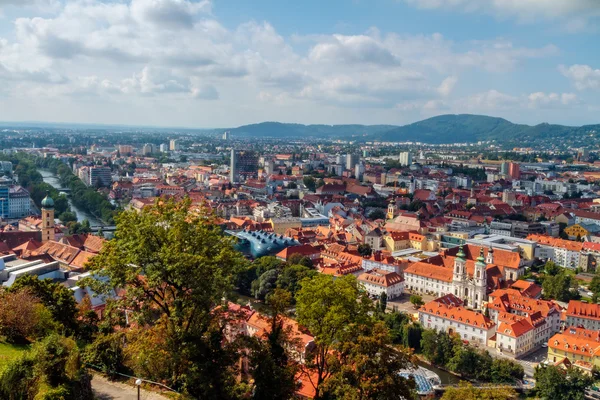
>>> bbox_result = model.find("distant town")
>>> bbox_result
[1,124,600,399]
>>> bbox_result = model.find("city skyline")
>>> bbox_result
[0,0,599,128]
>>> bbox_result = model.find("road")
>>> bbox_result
[91,374,169,400]
[489,344,548,378]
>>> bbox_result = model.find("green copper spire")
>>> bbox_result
[476,247,486,266]
[41,192,54,209]
[456,244,466,260]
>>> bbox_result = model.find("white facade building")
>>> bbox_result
[418,294,496,346]
[357,269,404,300]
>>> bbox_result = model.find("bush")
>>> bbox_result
[83,333,125,378]
[0,290,57,344]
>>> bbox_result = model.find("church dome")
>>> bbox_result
[41,193,54,209]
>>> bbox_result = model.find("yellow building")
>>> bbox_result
[565,223,600,240]
[547,327,600,370]
[383,232,410,252]
[270,218,302,235]
[409,232,427,250]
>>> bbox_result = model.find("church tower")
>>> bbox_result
[452,244,468,299]
[41,193,55,242]
[387,199,397,220]
[473,247,488,310]
[486,245,494,264]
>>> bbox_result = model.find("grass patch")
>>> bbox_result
[0,342,29,372]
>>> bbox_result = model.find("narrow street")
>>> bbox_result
[91,374,169,400]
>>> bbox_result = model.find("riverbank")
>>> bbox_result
[39,170,105,226]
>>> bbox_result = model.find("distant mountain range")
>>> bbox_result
[228,122,396,139]
[230,114,600,144]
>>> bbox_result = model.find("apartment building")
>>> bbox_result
[418,294,496,346]
[566,301,600,331]
[357,269,404,300]
[548,326,600,370]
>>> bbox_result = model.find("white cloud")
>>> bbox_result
[403,0,600,30]
[309,34,400,66]
[437,76,457,96]
[528,92,577,107]
[559,64,600,90]
[0,0,588,126]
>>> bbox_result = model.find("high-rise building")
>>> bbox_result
[230,150,259,183]
[41,193,55,242]
[169,139,180,151]
[9,186,31,218]
[355,162,365,180]
[88,166,112,187]
[346,153,359,171]
[0,161,12,173]
[508,162,520,180]
[335,154,344,165]
[578,148,590,162]
[141,143,154,156]
[159,143,169,152]
[398,151,412,167]
[264,159,274,175]
[500,162,509,175]
[0,180,9,219]
[118,145,133,155]
[222,131,230,140]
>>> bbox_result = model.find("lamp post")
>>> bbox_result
[135,379,142,400]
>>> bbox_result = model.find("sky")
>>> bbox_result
[0,0,599,128]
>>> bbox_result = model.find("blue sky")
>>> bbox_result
[0,0,599,128]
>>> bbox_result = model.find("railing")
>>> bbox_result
[85,363,179,394]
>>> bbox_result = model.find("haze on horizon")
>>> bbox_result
[0,0,599,128]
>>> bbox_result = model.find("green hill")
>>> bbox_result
[228,115,600,144]
[376,114,600,144]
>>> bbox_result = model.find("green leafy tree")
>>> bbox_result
[287,253,313,268]
[252,268,280,300]
[276,264,317,298]
[368,209,387,220]
[83,333,125,378]
[534,365,594,400]
[0,334,93,400]
[382,311,410,344]
[544,261,561,276]
[321,322,417,400]
[441,381,517,400]
[0,289,58,344]
[490,358,524,383]
[296,274,373,399]
[86,198,247,398]
[379,292,388,313]
[247,289,298,400]
[410,294,424,309]
[303,176,316,192]
[402,323,423,352]
[9,275,79,336]
[420,330,458,367]
[357,243,373,257]
[236,256,283,296]
[543,271,580,302]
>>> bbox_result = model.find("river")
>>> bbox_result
[39,169,104,227]
[416,360,460,385]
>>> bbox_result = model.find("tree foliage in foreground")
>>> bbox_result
[296,274,416,399]
[86,198,248,398]
[0,334,93,400]
[534,365,594,400]
[441,381,518,400]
